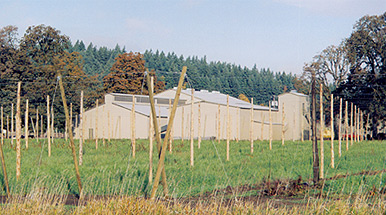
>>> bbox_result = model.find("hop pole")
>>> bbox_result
[0,106,10,198]
[57,74,82,195]
[146,74,169,197]
[311,71,320,184]
[150,66,187,199]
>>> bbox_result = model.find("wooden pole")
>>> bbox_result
[25,99,29,149]
[40,114,43,139]
[236,107,239,143]
[65,115,68,141]
[339,97,342,157]
[36,109,39,142]
[358,110,360,141]
[0,109,3,142]
[366,112,370,140]
[6,115,9,139]
[226,94,230,161]
[181,106,184,144]
[269,102,272,150]
[261,112,264,141]
[190,89,194,166]
[357,107,362,142]
[0,113,10,197]
[301,108,304,142]
[57,73,83,195]
[350,103,353,146]
[345,101,348,150]
[95,99,98,149]
[47,95,51,157]
[16,81,21,181]
[354,107,357,142]
[250,98,253,154]
[51,106,54,140]
[30,116,35,140]
[198,102,201,148]
[102,105,105,146]
[107,109,110,142]
[357,108,360,141]
[361,111,365,141]
[357,108,360,142]
[320,84,324,179]
[168,99,173,153]
[358,110,361,141]
[70,103,72,140]
[204,115,207,138]
[330,94,334,168]
[131,95,136,158]
[356,106,358,142]
[158,105,161,140]
[146,74,169,196]
[79,91,83,166]
[0,105,10,198]
[293,109,295,142]
[282,103,285,145]
[311,70,320,183]
[354,105,357,142]
[218,104,221,143]
[149,82,154,184]
[11,103,14,146]
[360,110,363,141]
[150,66,186,199]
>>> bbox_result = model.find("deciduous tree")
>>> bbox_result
[103,52,164,95]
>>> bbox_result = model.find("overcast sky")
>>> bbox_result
[1,0,384,75]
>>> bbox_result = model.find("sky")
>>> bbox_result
[0,0,385,75]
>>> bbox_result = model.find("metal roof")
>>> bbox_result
[180,89,272,110]
[279,90,308,98]
[113,102,169,118]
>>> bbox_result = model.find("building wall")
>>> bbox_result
[172,102,241,140]
[239,108,281,141]
[278,92,310,141]
[75,102,168,140]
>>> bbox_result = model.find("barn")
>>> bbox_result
[75,89,310,141]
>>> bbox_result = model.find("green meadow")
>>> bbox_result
[0,138,385,198]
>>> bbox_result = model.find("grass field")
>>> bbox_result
[1,138,386,213]
[1,138,386,196]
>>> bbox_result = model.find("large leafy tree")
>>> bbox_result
[103,52,164,95]
[0,25,33,115]
[301,43,350,99]
[19,25,70,118]
[336,12,386,135]
[300,43,351,125]
[0,24,103,130]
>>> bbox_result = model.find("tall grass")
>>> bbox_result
[2,194,386,214]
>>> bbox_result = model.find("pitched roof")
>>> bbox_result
[113,102,169,118]
[279,90,308,98]
[179,89,272,110]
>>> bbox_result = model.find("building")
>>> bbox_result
[75,89,310,141]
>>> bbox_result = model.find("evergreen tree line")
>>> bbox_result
[68,41,295,105]
[66,41,296,106]
[143,50,295,105]
[67,41,125,79]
